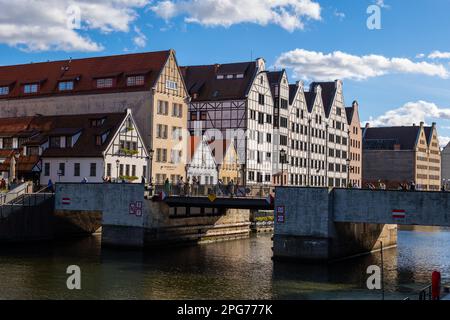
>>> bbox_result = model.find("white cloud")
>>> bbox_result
[275,49,450,81]
[439,136,450,148]
[0,0,148,52]
[365,101,450,127]
[416,53,425,59]
[428,51,450,59]
[133,26,147,47]
[151,0,321,32]
[365,101,450,148]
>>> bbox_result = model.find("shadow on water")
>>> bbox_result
[0,227,449,300]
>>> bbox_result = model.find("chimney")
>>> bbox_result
[256,58,266,72]
[214,64,220,73]
[420,122,424,128]
[432,122,436,127]
[365,122,370,129]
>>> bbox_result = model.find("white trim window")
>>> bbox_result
[58,81,74,91]
[23,83,39,94]
[0,86,9,95]
[127,75,145,87]
[96,78,113,89]
[165,80,178,90]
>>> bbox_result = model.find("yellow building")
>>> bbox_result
[0,50,190,185]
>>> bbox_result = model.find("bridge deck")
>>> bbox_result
[164,196,273,210]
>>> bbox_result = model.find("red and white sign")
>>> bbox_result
[129,201,143,217]
[392,209,406,219]
[62,197,71,205]
[276,206,285,223]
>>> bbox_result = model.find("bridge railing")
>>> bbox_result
[152,184,274,198]
[0,192,55,220]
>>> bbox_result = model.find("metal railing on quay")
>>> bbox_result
[151,184,275,198]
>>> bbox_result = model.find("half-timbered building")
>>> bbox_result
[182,58,274,185]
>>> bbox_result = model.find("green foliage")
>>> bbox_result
[120,148,138,156]
[120,175,139,182]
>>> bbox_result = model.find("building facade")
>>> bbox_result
[183,58,274,185]
[362,122,441,191]
[0,110,148,185]
[346,101,363,187]
[0,50,189,185]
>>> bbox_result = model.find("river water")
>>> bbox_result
[0,227,449,300]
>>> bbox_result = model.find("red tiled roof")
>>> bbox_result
[0,117,34,136]
[0,112,128,158]
[0,51,171,99]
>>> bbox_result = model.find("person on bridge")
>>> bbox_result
[185,177,191,196]
[228,180,235,198]
[164,178,172,196]
[410,181,416,191]
[47,179,54,193]
[178,177,184,196]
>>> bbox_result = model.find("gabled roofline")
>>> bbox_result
[103,109,149,158]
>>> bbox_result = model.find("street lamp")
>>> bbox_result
[116,159,120,183]
[148,148,154,187]
[280,149,286,187]
[346,158,351,188]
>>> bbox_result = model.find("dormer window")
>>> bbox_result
[95,135,102,146]
[23,83,39,94]
[0,86,9,95]
[127,75,145,87]
[236,74,244,79]
[90,118,105,127]
[58,81,74,91]
[96,78,114,89]
[226,75,234,79]
[217,75,224,80]
[49,136,61,148]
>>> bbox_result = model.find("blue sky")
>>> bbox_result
[1,0,450,144]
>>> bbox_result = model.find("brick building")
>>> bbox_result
[362,122,441,191]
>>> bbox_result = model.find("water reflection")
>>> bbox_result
[0,227,449,300]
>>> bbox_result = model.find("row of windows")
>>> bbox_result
[247,170,348,188]
[350,138,361,149]
[157,101,184,117]
[155,148,183,164]
[44,162,97,177]
[1,75,151,97]
[329,148,348,160]
[328,163,347,173]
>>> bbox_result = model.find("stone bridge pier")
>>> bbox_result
[273,188,397,262]
[273,187,450,261]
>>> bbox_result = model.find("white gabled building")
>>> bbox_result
[0,109,148,185]
[187,136,218,185]
[304,85,328,187]
[267,70,290,186]
[288,81,309,186]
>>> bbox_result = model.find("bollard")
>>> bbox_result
[432,271,441,300]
